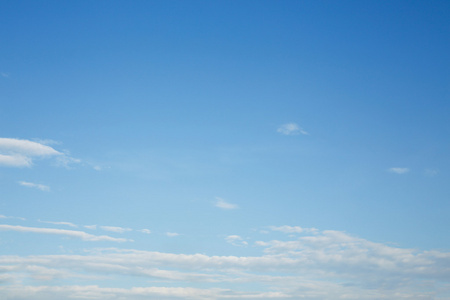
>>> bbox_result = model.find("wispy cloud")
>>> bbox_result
[215,197,238,210]
[166,232,179,237]
[269,225,318,234]
[18,181,50,192]
[388,167,410,174]
[100,226,132,234]
[0,225,129,242]
[84,225,97,230]
[139,229,151,234]
[425,169,438,176]
[0,215,25,221]
[38,220,77,228]
[1,72,9,78]
[277,123,309,136]
[0,138,79,168]
[225,235,248,246]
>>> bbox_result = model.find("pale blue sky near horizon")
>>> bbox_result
[1,1,449,299]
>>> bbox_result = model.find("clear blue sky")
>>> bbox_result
[1,1,449,299]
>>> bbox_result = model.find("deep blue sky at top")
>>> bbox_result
[1,0,449,252]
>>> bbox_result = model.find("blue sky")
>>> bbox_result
[1,0,449,299]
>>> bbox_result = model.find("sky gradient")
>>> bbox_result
[1,1,450,299]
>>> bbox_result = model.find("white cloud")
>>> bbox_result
[225,235,248,247]
[18,181,50,192]
[269,225,318,234]
[84,225,97,230]
[139,229,151,234]
[0,285,292,300]
[38,220,77,228]
[0,225,128,242]
[277,123,309,136]
[100,226,132,234]
[388,167,410,174]
[0,138,79,168]
[166,232,179,237]
[215,197,238,210]
[0,215,26,221]
[0,226,450,299]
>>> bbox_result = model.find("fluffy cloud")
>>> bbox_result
[215,197,238,210]
[18,181,50,192]
[0,225,128,242]
[0,138,79,168]
[0,138,61,167]
[277,123,308,136]
[388,167,410,174]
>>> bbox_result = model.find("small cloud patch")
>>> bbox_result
[277,123,308,136]
[388,167,410,174]
[18,181,50,192]
[215,197,238,210]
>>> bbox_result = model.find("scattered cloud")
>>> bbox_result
[38,220,77,228]
[225,235,248,247]
[139,229,151,234]
[0,224,129,242]
[277,123,309,136]
[18,181,50,192]
[214,197,238,210]
[100,226,132,234]
[0,137,79,168]
[388,167,410,174]
[84,225,97,230]
[166,232,179,237]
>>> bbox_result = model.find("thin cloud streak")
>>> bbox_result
[269,225,318,234]
[18,181,50,192]
[388,167,410,174]
[38,220,77,228]
[0,225,129,242]
[100,226,132,234]
[215,197,238,210]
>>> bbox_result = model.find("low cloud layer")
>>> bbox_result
[0,226,449,299]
